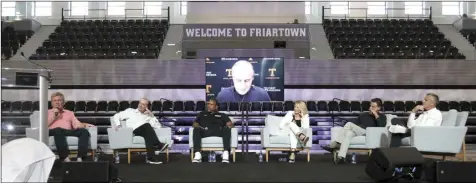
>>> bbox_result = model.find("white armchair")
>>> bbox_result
[106,116,173,163]
[261,115,313,162]
[399,110,468,160]
[25,111,98,158]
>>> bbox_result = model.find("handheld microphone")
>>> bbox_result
[20,52,53,83]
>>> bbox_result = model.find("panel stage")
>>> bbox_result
[47,153,380,182]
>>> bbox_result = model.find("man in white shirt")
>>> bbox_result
[114,98,169,164]
[388,93,443,147]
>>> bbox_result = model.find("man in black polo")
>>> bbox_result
[192,98,233,163]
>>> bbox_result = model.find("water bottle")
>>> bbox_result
[208,152,212,162]
[94,152,99,162]
[258,151,263,162]
[211,151,216,162]
[115,153,120,164]
[351,153,357,164]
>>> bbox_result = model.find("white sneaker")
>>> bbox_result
[222,151,229,163]
[192,152,202,163]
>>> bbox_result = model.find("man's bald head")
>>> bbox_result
[231,60,255,95]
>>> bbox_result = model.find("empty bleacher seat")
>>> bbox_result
[306,101,317,112]
[21,101,33,113]
[323,19,466,59]
[196,101,206,112]
[317,101,328,112]
[250,102,262,112]
[173,101,184,112]
[448,101,460,111]
[405,101,416,112]
[64,101,75,111]
[394,101,405,112]
[11,101,22,112]
[97,101,108,112]
[151,101,162,112]
[460,101,472,112]
[2,101,11,112]
[272,102,283,112]
[284,101,294,111]
[118,101,130,111]
[130,100,139,109]
[162,101,173,112]
[1,26,34,60]
[350,101,361,112]
[107,101,119,112]
[86,101,97,112]
[361,101,371,112]
[184,101,195,111]
[75,101,86,112]
[339,101,350,112]
[29,19,168,60]
[262,102,272,112]
[383,101,395,112]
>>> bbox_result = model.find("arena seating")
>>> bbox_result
[460,29,476,46]
[29,19,169,60]
[1,25,35,60]
[323,19,467,59]
[2,100,475,150]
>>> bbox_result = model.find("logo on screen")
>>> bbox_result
[268,68,277,77]
[206,85,212,93]
[225,69,232,77]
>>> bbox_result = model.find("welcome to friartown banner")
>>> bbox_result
[182,24,310,40]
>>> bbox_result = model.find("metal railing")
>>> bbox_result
[61,6,170,24]
[322,6,432,22]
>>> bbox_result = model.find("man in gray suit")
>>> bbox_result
[321,98,387,164]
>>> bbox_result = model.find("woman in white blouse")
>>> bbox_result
[279,101,310,163]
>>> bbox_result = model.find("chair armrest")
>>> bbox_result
[411,126,468,154]
[85,127,98,150]
[261,127,271,148]
[304,128,313,148]
[107,127,134,150]
[365,127,390,149]
[26,128,40,141]
[154,127,173,146]
[230,127,238,148]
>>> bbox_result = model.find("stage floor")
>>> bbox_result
[50,153,375,182]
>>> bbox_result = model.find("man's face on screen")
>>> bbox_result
[232,72,253,95]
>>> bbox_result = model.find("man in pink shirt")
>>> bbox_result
[48,92,94,162]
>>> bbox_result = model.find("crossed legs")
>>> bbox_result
[321,122,366,163]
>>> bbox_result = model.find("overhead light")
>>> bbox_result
[167,43,175,46]
[299,57,305,59]
[311,47,316,50]
[131,51,137,54]
[1,77,7,80]
[6,124,14,131]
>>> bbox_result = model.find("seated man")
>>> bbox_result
[321,98,387,164]
[113,98,169,164]
[388,93,442,147]
[48,92,95,162]
[192,98,233,163]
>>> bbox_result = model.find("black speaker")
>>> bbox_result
[366,147,425,181]
[61,161,111,182]
[433,161,476,182]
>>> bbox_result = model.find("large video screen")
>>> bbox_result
[205,57,284,102]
